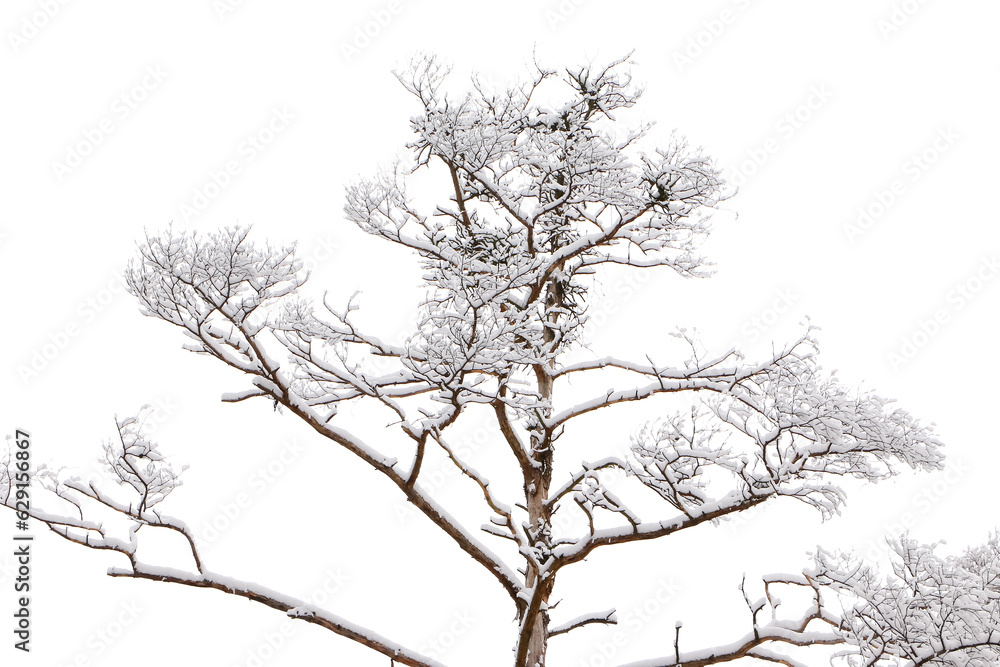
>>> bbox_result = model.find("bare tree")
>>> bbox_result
[4,55,998,667]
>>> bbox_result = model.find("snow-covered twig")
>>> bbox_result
[548,608,617,638]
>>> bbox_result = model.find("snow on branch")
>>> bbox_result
[714,343,944,516]
[347,53,730,397]
[0,426,449,667]
[120,225,530,608]
[627,534,1000,667]
[0,415,202,573]
[544,329,806,429]
[105,563,448,667]
[628,406,734,517]
[810,534,1000,666]
[127,225,304,332]
[548,608,617,638]
[543,330,944,588]
[619,574,842,667]
[101,406,187,514]
[0,442,12,507]
[126,225,303,378]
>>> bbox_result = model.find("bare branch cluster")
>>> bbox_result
[812,535,1000,666]
[100,407,186,514]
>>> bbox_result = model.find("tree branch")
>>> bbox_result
[549,609,617,638]
[551,493,769,572]
[107,563,447,667]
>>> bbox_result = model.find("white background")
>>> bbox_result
[1,1,998,666]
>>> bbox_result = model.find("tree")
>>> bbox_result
[3,54,997,667]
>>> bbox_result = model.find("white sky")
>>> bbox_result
[1,2,998,666]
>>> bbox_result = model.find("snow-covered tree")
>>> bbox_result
[4,55,997,667]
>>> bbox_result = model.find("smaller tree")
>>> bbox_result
[4,55,998,667]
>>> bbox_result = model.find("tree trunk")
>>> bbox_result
[515,277,562,667]
[522,446,553,666]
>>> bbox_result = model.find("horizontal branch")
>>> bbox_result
[552,492,768,571]
[912,640,1000,667]
[221,388,269,403]
[549,608,617,638]
[547,378,725,428]
[107,563,447,667]
[619,617,842,667]
[550,349,737,380]
[547,335,813,429]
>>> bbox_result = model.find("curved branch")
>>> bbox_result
[107,564,447,667]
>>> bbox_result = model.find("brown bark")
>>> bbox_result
[514,277,563,667]
[521,446,553,667]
